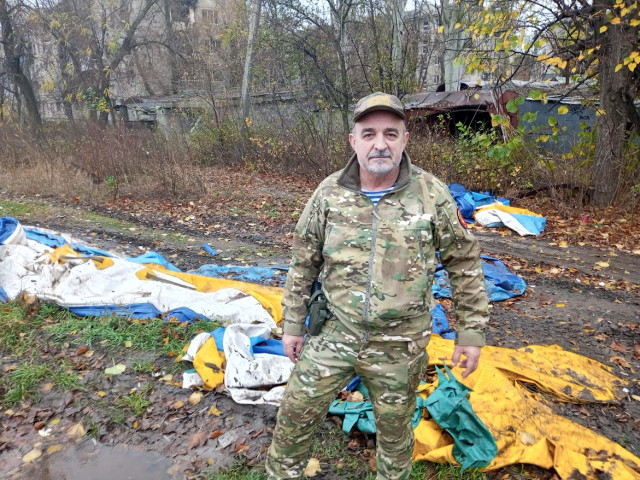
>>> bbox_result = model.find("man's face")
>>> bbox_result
[349,111,409,177]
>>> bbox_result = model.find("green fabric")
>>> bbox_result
[328,382,425,435]
[425,364,498,471]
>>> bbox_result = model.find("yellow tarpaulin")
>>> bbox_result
[415,336,640,479]
[137,264,284,323]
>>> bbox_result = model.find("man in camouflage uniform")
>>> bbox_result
[266,92,489,480]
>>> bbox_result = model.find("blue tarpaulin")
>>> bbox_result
[448,184,509,222]
[189,265,288,284]
[434,255,526,301]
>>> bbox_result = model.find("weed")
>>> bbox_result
[116,383,153,416]
[0,200,49,218]
[2,362,50,405]
[48,314,218,355]
[132,359,155,374]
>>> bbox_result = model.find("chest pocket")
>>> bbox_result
[376,216,434,284]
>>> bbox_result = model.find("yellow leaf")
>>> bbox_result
[124,340,132,348]
[105,364,126,375]
[631,19,640,26]
[303,458,322,477]
[519,431,536,445]
[611,17,621,24]
[133,420,140,429]
[556,303,566,308]
[438,25,444,33]
[23,449,42,463]
[454,22,461,28]
[600,25,608,33]
[615,63,623,72]
[47,444,63,454]
[97,391,107,397]
[596,261,610,268]
[173,400,185,409]
[67,423,86,440]
[558,241,568,247]
[208,405,221,416]
[630,62,637,72]
[558,105,569,115]
[50,418,60,426]
[189,392,203,405]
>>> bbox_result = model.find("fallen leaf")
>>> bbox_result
[632,395,640,402]
[84,350,94,357]
[67,423,86,440]
[368,455,377,471]
[207,405,221,416]
[610,341,628,353]
[596,261,610,268]
[347,391,364,402]
[160,374,173,383]
[189,392,203,406]
[104,364,126,375]
[556,303,566,308]
[210,429,224,439]
[189,431,209,449]
[41,383,53,393]
[124,340,133,348]
[133,420,139,429]
[633,344,640,360]
[97,391,107,397]
[303,458,322,477]
[519,431,536,445]
[76,346,88,355]
[23,449,42,463]
[172,400,185,409]
[594,333,608,342]
[610,356,631,369]
[235,442,250,454]
[47,444,63,454]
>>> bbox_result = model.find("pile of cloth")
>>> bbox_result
[449,184,546,236]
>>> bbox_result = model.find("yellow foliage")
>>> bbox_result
[558,105,569,115]
[611,17,621,24]
[600,25,608,33]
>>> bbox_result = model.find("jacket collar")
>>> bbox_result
[337,151,413,192]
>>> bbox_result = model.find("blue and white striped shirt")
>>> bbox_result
[362,184,396,206]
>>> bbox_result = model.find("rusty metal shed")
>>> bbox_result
[402,89,520,136]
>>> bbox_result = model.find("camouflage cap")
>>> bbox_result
[353,92,405,122]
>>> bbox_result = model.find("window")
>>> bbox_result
[433,57,440,66]
[202,9,213,23]
[422,20,430,35]
[433,75,440,84]
[421,44,428,56]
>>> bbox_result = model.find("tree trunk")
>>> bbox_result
[0,0,42,129]
[592,7,636,206]
[389,0,405,95]
[241,0,262,122]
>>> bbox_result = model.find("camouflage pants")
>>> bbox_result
[265,320,428,480]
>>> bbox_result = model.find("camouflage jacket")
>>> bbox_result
[282,152,489,346]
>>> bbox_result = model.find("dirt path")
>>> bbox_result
[1,198,639,479]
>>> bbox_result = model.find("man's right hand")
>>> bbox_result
[282,334,305,363]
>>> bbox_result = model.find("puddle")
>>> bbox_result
[24,442,179,480]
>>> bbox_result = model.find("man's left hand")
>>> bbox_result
[451,345,481,378]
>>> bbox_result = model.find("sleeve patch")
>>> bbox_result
[457,208,468,228]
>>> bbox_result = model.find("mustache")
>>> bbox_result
[368,150,392,159]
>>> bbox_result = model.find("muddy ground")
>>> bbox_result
[1,195,639,480]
